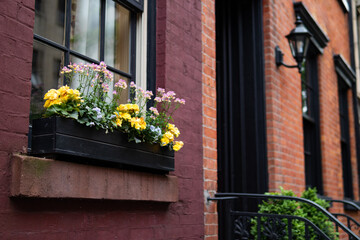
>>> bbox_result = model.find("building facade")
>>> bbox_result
[0,0,359,239]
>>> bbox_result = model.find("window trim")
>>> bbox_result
[294,2,329,55]
[338,79,354,199]
[334,54,356,200]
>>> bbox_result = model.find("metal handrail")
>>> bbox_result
[333,213,360,229]
[208,192,360,239]
[328,199,360,211]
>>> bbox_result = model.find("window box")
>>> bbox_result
[30,116,174,173]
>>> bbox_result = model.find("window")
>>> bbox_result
[302,52,323,194]
[338,80,354,199]
[30,0,148,120]
[294,2,330,195]
[334,55,357,200]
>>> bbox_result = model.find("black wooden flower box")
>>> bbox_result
[30,117,174,173]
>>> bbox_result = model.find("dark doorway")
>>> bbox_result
[216,0,268,238]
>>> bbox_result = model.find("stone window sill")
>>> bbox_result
[10,154,178,202]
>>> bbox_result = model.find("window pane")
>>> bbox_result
[30,41,64,120]
[34,0,66,45]
[105,0,131,73]
[301,83,308,114]
[70,0,100,60]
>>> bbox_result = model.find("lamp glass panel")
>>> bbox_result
[295,36,305,56]
[288,39,296,57]
[302,38,310,59]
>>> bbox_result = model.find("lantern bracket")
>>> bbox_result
[275,46,301,72]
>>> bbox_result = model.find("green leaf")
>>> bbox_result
[68,111,79,119]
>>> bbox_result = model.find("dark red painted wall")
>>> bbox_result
[0,0,204,239]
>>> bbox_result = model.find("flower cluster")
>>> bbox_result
[160,124,183,151]
[44,86,81,108]
[114,104,146,131]
[42,62,185,151]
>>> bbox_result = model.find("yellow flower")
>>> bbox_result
[173,141,184,151]
[44,99,61,108]
[43,89,60,108]
[117,104,140,114]
[44,89,59,100]
[43,86,81,109]
[160,137,170,146]
[121,112,131,121]
[160,131,175,147]
[58,85,70,96]
[130,117,146,130]
[164,131,174,141]
[167,123,180,137]
[115,118,123,127]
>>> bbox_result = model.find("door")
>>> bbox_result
[216,0,268,238]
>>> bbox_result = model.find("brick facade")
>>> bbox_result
[263,0,359,205]
[0,0,204,239]
[201,0,217,239]
[0,0,359,239]
[203,0,359,238]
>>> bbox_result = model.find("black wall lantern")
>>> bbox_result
[275,15,312,73]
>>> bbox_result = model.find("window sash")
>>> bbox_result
[33,0,137,82]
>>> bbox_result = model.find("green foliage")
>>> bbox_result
[300,188,338,240]
[251,187,338,239]
[250,187,305,239]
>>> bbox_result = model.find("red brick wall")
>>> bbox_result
[263,0,306,195]
[200,0,359,238]
[264,0,359,209]
[201,0,217,239]
[0,0,205,239]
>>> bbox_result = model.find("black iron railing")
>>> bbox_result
[327,199,360,236]
[208,193,360,240]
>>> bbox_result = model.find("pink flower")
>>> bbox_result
[157,88,165,94]
[130,81,136,88]
[167,91,176,97]
[175,98,186,104]
[144,90,153,99]
[154,97,162,102]
[149,107,159,115]
[115,79,127,89]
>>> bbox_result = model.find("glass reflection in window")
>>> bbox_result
[31,41,64,120]
[70,0,100,60]
[34,0,66,45]
[105,0,131,73]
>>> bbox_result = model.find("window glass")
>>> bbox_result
[301,61,314,117]
[301,79,308,114]
[31,40,64,120]
[70,0,101,60]
[34,0,66,45]
[105,0,131,73]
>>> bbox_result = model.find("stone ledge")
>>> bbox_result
[10,154,178,202]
